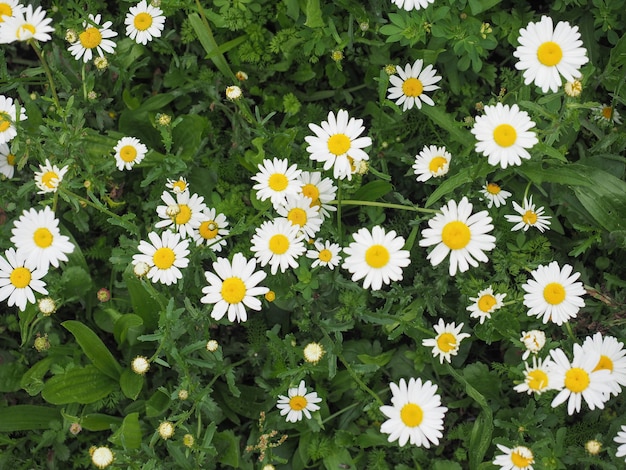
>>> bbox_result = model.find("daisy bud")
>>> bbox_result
[97,288,111,302]
[585,439,601,455]
[65,29,77,43]
[331,50,344,62]
[94,56,108,71]
[206,339,219,352]
[91,446,114,469]
[131,356,150,375]
[34,335,50,352]
[225,85,242,101]
[165,204,180,218]
[69,422,82,435]
[303,342,324,364]
[183,434,194,447]
[520,330,546,360]
[235,71,248,81]
[157,113,171,126]
[38,297,56,316]
[564,79,583,97]
[158,421,175,439]
[133,261,150,278]
[384,64,396,75]
[178,389,189,400]
[265,291,276,302]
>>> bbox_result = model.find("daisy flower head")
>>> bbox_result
[132,230,190,285]
[390,0,435,12]
[0,247,48,311]
[113,136,148,171]
[522,261,586,325]
[342,225,410,291]
[412,145,451,182]
[166,176,189,194]
[379,377,447,448]
[275,194,323,239]
[0,94,27,145]
[520,330,547,361]
[276,380,322,423]
[549,344,612,415]
[200,253,269,323]
[68,13,117,63]
[91,446,114,469]
[514,356,555,395]
[493,444,534,470]
[10,206,75,271]
[0,4,53,43]
[513,15,589,93]
[0,142,16,178]
[297,171,337,220]
[615,425,626,460]
[466,286,506,324]
[422,318,471,364]
[0,1,23,23]
[250,218,306,275]
[125,0,165,45]
[419,196,496,276]
[251,158,302,207]
[505,196,551,233]
[34,159,69,194]
[304,109,372,181]
[581,332,626,397]
[303,342,325,364]
[306,239,342,270]
[471,103,538,169]
[593,104,622,126]
[479,182,512,208]
[193,207,229,251]
[225,85,242,101]
[155,190,207,239]
[387,59,442,111]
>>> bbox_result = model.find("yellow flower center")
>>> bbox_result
[287,207,307,227]
[478,294,497,312]
[269,234,289,254]
[79,27,103,49]
[33,227,54,248]
[289,395,307,411]
[441,221,471,250]
[428,156,447,173]
[175,204,191,225]
[221,277,246,304]
[537,41,563,66]
[318,249,332,262]
[527,369,549,391]
[0,4,12,22]
[602,106,613,120]
[402,77,423,97]
[119,145,138,162]
[7,153,15,165]
[0,112,11,132]
[268,173,288,191]
[10,266,31,288]
[327,133,351,156]
[199,220,218,239]
[302,183,320,207]
[153,247,175,269]
[133,12,153,31]
[41,171,59,189]
[493,124,517,147]
[543,282,566,305]
[172,180,187,192]
[511,449,534,468]
[522,211,537,225]
[593,355,613,372]
[265,290,276,302]
[486,183,501,195]
[564,367,590,393]
[364,244,389,268]
[400,403,423,427]
[17,23,36,39]
[437,332,457,353]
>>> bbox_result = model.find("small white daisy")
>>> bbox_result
[250,218,306,275]
[493,444,535,470]
[471,103,538,169]
[466,286,506,324]
[412,145,451,182]
[193,208,229,251]
[387,59,442,111]
[419,196,496,276]
[520,330,547,361]
[200,253,269,323]
[132,230,190,285]
[513,356,555,395]
[593,104,622,125]
[379,377,447,448]
[0,142,16,178]
[0,1,24,23]
[113,136,147,170]
[304,109,372,181]
[522,261,586,325]
[389,0,436,13]
[275,194,323,239]
[276,380,322,423]
[513,15,589,93]
[306,240,342,270]
[581,332,626,397]
[297,171,337,220]
[0,94,27,145]
[166,176,189,194]
[422,318,471,364]
[0,247,48,311]
[68,13,118,63]
[251,158,302,207]
[505,196,552,233]
[10,206,75,271]
[0,4,53,43]
[34,159,69,194]
[125,0,165,45]
[479,182,512,208]
[614,425,626,460]
[155,190,207,239]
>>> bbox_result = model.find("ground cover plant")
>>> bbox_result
[1,0,626,468]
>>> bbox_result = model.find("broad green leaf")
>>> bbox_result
[323,447,355,470]
[110,412,142,450]
[304,0,324,28]
[124,268,163,330]
[120,368,144,400]
[357,350,394,367]
[468,0,501,14]
[20,357,54,396]
[42,365,117,405]
[0,361,26,392]
[114,314,144,346]
[214,430,240,467]
[172,114,208,159]
[81,413,123,431]
[0,405,61,432]
[63,320,122,380]
[351,180,393,202]
[18,303,37,346]
[146,389,170,417]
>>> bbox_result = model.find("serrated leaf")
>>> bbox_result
[63,320,122,380]
[42,365,117,405]
[0,405,61,432]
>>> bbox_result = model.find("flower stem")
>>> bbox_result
[29,40,60,110]
[329,199,439,214]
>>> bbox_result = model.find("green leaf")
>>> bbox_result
[114,314,144,346]
[172,114,208,159]
[146,389,170,417]
[0,361,27,392]
[468,0,502,14]
[0,405,61,432]
[42,365,117,405]
[81,413,123,431]
[120,368,144,400]
[110,412,142,450]
[62,320,122,380]
[304,0,324,28]
[425,161,491,208]
[351,181,393,201]
[214,430,240,467]
[188,13,234,80]
[124,268,164,331]
[357,350,394,367]
[420,105,467,144]
[20,357,54,396]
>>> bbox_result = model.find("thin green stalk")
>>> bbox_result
[564,321,578,344]
[59,187,139,232]
[337,353,384,406]
[337,185,342,245]
[28,40,60,110]
[329,199,439,214]
[522,180,532,201]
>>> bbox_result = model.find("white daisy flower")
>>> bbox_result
[593,104,622,125]
[0,1,24,23]
[379,377,447,448]
[581,332,626,397]
[412,145,451,182]
[306,240,342,270]
[422,318,471,364]
[471,103,538,169]
[304,109,372,181]
[10,206,75,271]
[519,330,546,361]
[193,208,229,251]
[132,230,190,285]
[34,159,69,194]
[250,218,306,275]
[200,252,269,323]
[522,261,586,325]
[0,4,53,43]
[479,182,512,208]
[493,444,535,470]
[614,425,626,460]
[466,286,506,324]
[514,356,555,395]
[0,247,48,311]
[0,142,16,178]
[389,0,436,13]
[125,0,165,45]
[549,345,612,415]
[297,171,337,220]
[155,190,207,239]
[342,225,410,291]
[166,176,189,194]
[387,59,442,111]
[276,380,322,423]
[0,94,27,145]
[504,196,552,233]
[275,194,323,239]
[419,196,496,276]
[251,158,302,207]
[68,13,118,63]
[513,15,589,93]
[113,136,147,170]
